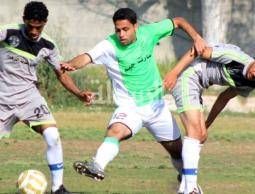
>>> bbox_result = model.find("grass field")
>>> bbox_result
[0,109,255,194]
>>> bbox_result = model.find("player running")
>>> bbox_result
[61,7,206,193]
[164,43,255,194]
[0,1,93,194]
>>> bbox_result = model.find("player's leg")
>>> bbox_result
[21,96,75,194]
[0,104,18,139]
[180,110,205,194]
[144,99,183,180]
[73,106,143,181]
[171,67,204,194]
[160,137,183,181]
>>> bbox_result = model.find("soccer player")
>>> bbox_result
[164,43,255,194]
[61,7,206,191]
[0,1,94,194]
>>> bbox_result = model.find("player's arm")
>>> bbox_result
[54,68,95,105]
[172,17,206,55]
[163,46,197,90]
[163,45,212,90]
[61,53,92,71]
[205,87,237,129]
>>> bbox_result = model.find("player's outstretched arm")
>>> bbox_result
[61,53,92,71]
[163,46,213,90]
[54,68,96,105]
[172,17,206,55]
[205,87,237,129]
[163,46,196,90]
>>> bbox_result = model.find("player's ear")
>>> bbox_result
[134,23,138,31]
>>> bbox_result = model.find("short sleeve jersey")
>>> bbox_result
[191,43,255,97]
[0,24,60,104]
[87,19,174,106]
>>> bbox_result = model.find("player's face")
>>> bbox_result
[24,19,46,40]
[114,19,138,45]
[246,61,255,80]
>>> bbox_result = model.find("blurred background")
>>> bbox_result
[1,0,255,111]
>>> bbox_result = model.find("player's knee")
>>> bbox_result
[107,123,131,140]
[43,127,61,147]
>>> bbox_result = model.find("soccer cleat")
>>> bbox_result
[177,184,203,194]
[189,184,203,194]
[51,185,77,194]
[73,160,105,181]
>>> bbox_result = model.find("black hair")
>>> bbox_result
[112,8,137,24]
[23,1,48,21]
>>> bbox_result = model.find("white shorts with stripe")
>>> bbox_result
[108,99,180,142]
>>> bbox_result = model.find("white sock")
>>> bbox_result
[182,136,201,193]
[43,127,63,192]
[94,137,119,170]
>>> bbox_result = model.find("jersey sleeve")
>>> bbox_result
[86,39,115,65]
[211,43,254,66]
[144,19,175,44]
[46,47,61,70]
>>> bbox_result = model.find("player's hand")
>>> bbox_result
[163,71,177,91]
[193,34,206,56]
[60,62,76,72]
[78,91,96,105]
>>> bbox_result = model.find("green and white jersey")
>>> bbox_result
[0,24,60,104]
[87,19,174,106]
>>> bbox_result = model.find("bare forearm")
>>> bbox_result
[173,17,199,41]
[67,53,91,69]
[56,70,82,98]
[171,47,197,76]
[206,87,237,128]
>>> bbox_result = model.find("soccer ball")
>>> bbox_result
[17,169,47,194]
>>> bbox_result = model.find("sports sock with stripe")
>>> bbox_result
[94,136,120,170]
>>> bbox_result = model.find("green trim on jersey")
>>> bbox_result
[0,42,36,59]
[223,65,236,87]
[107,19,174,106]
[0,23,22,30]
[212,49,251,66]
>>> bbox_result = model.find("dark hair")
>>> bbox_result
[113,8,137,24]
[23,1,48,21]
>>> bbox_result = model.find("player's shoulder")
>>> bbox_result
[40,32,58,50]
[0,23,22,31]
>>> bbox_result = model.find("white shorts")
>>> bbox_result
[0,94,55,138]
[108,99,181,142]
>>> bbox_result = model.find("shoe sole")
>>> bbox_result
[197,185,203,194]
[73,161,104,181]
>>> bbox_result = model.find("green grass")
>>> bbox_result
[1,111,255,194]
